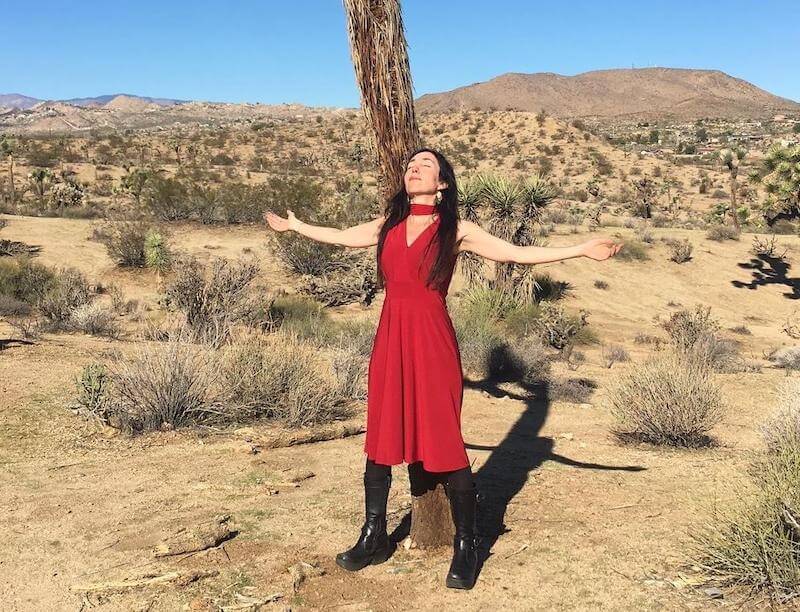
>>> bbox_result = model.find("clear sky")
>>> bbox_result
[2,0,798,107]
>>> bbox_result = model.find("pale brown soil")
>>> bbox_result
[2,215,800,611]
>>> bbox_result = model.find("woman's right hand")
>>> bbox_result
[264,209,299,232]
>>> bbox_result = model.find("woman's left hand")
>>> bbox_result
[581,237,624,261]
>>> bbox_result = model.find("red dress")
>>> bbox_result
[364,212,470,473]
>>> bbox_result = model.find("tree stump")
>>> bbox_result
[409,484,454,549]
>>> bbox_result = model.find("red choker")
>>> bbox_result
[409,203,437,216]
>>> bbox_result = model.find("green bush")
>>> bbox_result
[0,256,55,304]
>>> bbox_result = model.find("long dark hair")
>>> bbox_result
[376,147,460,290]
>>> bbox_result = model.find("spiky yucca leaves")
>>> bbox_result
[457,177,487,289]
[749,145,800,223]
[144,229,171,273]
[342,0,420,200]
[475,172,557,298]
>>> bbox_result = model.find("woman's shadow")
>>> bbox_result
[393,344,647,578]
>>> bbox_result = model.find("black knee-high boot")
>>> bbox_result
[335,473,395,571]
[445,483,478,589]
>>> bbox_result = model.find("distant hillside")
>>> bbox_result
[416,68,800,120]
[0,93,185,110]
[0,94,41,110]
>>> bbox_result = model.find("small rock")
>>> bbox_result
[559,433,574,441]
[703,587,723,599]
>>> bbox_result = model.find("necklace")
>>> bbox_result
[409,203,437,216]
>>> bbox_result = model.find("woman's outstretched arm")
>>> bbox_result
[457,220,623,263]
[264,209,385,248]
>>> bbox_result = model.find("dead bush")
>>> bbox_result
[165,256,260,346]
[221,332,360,427]
[68,302,120,338]
[106,334,219,434]
[608,349,725,447]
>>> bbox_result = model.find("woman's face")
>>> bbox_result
[404,151,447,197]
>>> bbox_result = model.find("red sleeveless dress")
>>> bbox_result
[363,212,470,473]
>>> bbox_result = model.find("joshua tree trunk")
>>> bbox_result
[342,0,453,549]
[342,0,421,202]
[729,170,741,231]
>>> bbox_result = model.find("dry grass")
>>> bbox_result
[608,349,726,447]
[693,379,800,603]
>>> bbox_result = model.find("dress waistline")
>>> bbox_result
[384,282,446,302]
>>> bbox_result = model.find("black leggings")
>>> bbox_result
[364,457,473,493]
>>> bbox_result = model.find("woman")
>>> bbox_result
[265,148,623,590]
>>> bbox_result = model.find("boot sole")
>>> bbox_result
[445,575,476,590]
[335,542,395,572]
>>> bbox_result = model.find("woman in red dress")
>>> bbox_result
[265,148,622,590]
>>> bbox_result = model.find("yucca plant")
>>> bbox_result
[457,177,487,289]
[144,229,171,275]
[474,172,557,298]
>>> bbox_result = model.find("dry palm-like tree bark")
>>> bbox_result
[342,0,452,548]
[342,0,421,202]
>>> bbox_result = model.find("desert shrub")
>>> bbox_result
[534,301,588,351]
[96,219,152,267]
[549,377,595,403]
[222,332,360,427]
[693,379,800,601]
[0,294,31,316]
[142,176,191,221]
[609,349,725,447]
[68,302,120,337]
[662,304,720,352]
[105,335,219,433]
[762,379,800,452]
[706,224,740,242]
[74,363,112,422]
[767,347,800,373]
[593,279,609,290]
[601,343,630,368]
[216,183,269,224]
[455,297,509,380]
[271,232,354,276]
[661,305,747,372]
[614,238,649,261]
[0,256,55,304]
[298,257,377,307]
[164,256,260,346]
[460,286,519,323]
[667,238,693,263]
[503,303,543,338]
[751,234,786,258]
[38,267,92,326]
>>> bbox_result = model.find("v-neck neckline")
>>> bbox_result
[404,216,437,249]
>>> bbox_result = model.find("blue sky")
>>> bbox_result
[2,0,798,106]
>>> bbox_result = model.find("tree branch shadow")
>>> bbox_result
[731,253,800,300]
